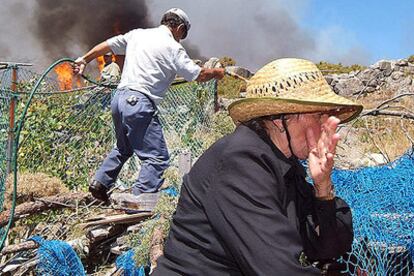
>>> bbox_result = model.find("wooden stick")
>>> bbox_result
[80,212,152,229]
[0,192,92,227]
[361,109,414,120]
[1,240,38,255]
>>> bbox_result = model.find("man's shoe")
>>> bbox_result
[89,180,109,202]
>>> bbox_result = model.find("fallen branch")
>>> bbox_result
[361,109,414,120]
[0,192,92,227]
[376,93,414,109]
[1,240,38,255]
[87,224,126,244]
[80,212,152,229]
[14,258,38,276]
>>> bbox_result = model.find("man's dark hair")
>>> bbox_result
[161,12,187,37]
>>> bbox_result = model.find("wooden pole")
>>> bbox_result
[6,67,17,174]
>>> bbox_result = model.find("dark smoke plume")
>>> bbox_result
[32,0,205,62]
[1,0,369,69]
[33,0,152,60]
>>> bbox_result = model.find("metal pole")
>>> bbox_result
[214,80,219,113]
[6,67,17,174]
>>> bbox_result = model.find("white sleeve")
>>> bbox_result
[174,47,201,82]
[106,30,135,55]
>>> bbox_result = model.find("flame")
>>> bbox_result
[54,63,74,90]
[97,56,105,72]
[97,55,116,74]
[75,75,82,88]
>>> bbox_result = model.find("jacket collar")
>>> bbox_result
[237,124,296,177]
[159,25,174,39]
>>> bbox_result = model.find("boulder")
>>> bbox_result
[204,57,222,69]
[396,59,409,67]
[334,77,364,96]
[324,74,338,85]
[390,71,404,81]
[357,68,381,86]
[377,60,392,71]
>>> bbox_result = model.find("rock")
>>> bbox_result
[370,153,388,165]
[337,73,349,79]
[390,71,404,81]
[334,77,364,96]
[324,75,338,85]
[396,59,409,67]
[377,60,392,71]
[357,69,381,86]
[383,67,393,77]
[365,86,377,93]
[348,70,359,77]
[204,57,222,69]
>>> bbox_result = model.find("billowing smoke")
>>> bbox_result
[0,0,205,69]
[1,0,370,70]
[147,0,370,70]
[33,0,152,60]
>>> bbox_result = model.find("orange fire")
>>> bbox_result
[54,63,74,90]
[54,63,83,90]
[97,56,105,72]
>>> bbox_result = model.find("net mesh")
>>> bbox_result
[116,249,146,276]
[0,63,216,191]
[333,150,414,275]
[0,67,13,239]
[30,236,85,276]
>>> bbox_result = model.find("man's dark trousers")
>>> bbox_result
[95,87,169,195]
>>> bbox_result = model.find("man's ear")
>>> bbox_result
[178,24,187,39]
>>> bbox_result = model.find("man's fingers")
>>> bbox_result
[325,116,340,137]
[328,133,340,154]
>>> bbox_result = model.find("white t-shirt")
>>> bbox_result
[107,25,201,104]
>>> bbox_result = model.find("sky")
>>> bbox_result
[1,0,414,71]
[301,0,414,65]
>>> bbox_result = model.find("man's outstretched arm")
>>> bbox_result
[195,68,225,82]
[73,41,112,75]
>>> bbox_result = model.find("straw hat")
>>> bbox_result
[228,58,363,124]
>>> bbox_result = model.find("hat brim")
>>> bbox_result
[228,97,363,124]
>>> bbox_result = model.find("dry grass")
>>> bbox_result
[337,87,414,168]
[4,172,69,210]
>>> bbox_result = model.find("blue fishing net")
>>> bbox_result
[30,236,85,276]
[333,151,414,275]
[116,249,147,276]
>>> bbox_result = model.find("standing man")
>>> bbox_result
[73,8,225,201]
[100,52,121,85]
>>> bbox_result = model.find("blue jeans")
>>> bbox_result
[95,88,169,194]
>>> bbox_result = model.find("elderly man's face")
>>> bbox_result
[285,113,329,159]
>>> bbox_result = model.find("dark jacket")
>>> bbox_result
[153,125,353,275]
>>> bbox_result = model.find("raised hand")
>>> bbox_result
[306,116,341,197]
[72,57,87,75]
